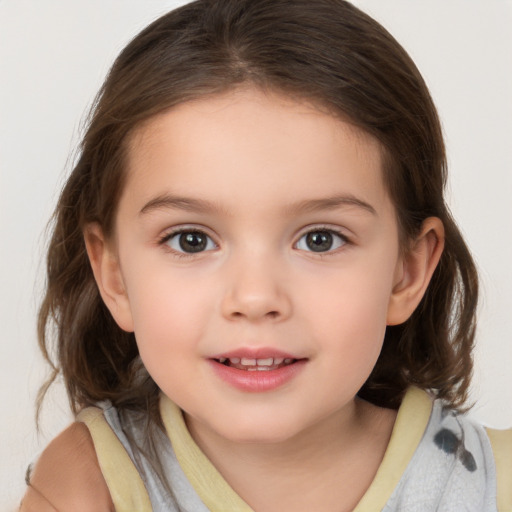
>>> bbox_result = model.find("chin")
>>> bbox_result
[214,415,306,445]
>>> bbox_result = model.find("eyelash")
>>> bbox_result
[158,228,218,258]
[157,226,351,257]
[294,226,351,256]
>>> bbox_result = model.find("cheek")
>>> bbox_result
[125,270,218,395]
[124,266,216,356]
[300,255,396,355]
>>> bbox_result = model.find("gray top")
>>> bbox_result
[383,400,497,511]
[103,406,209,512]
[102,396,498,511]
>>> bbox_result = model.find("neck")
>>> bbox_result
[185,399,396,512]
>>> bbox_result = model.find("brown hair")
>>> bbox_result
[38,0,478,420]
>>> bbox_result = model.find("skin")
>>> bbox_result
[19,423,114,511]
[83,87,444,511]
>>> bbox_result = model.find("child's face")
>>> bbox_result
[106,88,406,443]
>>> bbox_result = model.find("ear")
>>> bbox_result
[387,217,445,326]
[83,223,134,332]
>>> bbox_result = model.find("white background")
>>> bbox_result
[1,1,511,509]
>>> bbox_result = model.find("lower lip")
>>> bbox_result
[208,359,307,392]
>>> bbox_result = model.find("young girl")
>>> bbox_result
[20,0,511,511]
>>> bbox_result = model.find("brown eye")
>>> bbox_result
[165,230,216,253]
[296,229,347,253]
[306,231,333,252]
[180,232,207,252]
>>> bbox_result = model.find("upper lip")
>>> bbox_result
[211,347,301,360]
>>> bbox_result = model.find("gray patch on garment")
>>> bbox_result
[434,428,459,454]
[460,448,477,472]
[434,428,477,472]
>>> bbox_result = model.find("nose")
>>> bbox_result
[220,252,292,323]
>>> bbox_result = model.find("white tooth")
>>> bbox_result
[257,366,271,371]
[218,357,227,363]
[257,358,273,366]
[241,358,256,366]
[284,358,293,364]
[273,358,284,365]
[230,357,240,364]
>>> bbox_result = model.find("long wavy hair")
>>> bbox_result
[38,0,478,423]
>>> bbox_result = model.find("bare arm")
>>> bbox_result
[19,422,115,512]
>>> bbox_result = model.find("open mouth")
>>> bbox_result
[209,353,307,391]
[214,357,298,371]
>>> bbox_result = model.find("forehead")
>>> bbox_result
[122,88,390,216]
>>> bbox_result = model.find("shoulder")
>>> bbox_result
[383,392,502,510]
[486,426,512,512]
[20,421,114,512]
[485,425,512,457]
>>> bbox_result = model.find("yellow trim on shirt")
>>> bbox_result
[160,395,254,512]
[353,386,433,511]
[486,427,512,511]
[160,387,432,512]
[77,407,152,512]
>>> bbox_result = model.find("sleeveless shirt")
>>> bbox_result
[77,387,512,511]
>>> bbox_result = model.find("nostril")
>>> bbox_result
[229,310,280,320]
[222,288,291,321]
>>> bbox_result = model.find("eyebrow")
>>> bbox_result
[285,195,377,216]
[139,193,377,216]
[140,194,224,216]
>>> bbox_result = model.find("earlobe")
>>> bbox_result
[84,223,134,332]
[386,217,445,326]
